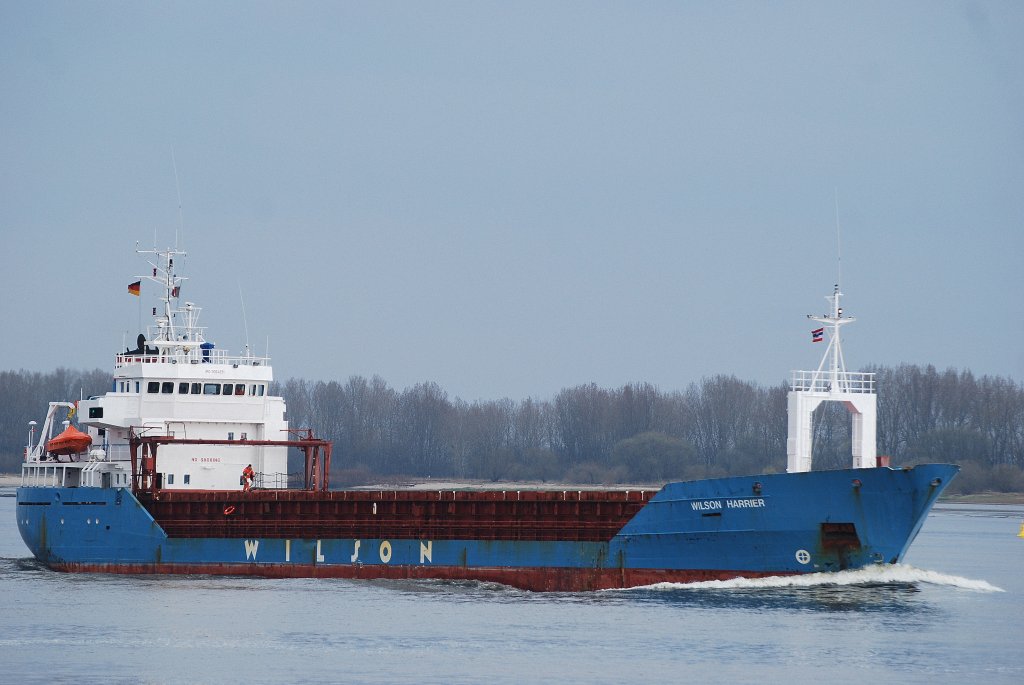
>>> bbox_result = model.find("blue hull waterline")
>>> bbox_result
[16,464,957,591]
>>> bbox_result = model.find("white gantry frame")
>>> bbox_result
[787,285,877,472]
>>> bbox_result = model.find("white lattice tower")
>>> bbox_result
[786,285,877,472]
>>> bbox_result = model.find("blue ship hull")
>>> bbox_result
[16,464,957,591]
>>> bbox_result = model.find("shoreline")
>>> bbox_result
[2,472,1023,504]
[937,492,1024,505]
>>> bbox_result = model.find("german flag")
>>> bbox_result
[128,280,141,296]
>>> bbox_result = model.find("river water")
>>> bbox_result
[0,488,1020,684]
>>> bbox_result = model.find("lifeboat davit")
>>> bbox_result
[47,425,92,455]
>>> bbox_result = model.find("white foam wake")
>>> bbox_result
[630,564,1003,593]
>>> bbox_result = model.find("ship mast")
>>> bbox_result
[808,284,855,393]
[787,284,877,472]
[136,246,204,358]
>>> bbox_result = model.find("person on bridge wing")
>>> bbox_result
[241,463,256,492]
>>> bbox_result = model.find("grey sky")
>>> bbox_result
[2,1,1021,401]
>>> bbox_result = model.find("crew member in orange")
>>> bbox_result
[242,463,255,492]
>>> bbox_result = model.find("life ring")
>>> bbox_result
[223,505,236,516]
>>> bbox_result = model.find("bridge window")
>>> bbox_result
[203,383,221,395]
[257,384,265,396]
[161,382,174,394]
[222,383,234,395]
[178,382,189,394]
[191,382,201,394]
[167,473,175,485]
[147,382,159,393]
[235,385,245,396]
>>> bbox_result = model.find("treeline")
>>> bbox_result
[0,368,111,471]
[278,366,1024,493]
[2,365,1022,494]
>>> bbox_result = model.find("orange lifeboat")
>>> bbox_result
[47,425,92,455]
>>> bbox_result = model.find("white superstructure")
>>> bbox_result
[23,246,289,489]
[786,284,877,473]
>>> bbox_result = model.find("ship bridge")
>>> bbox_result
[23,245,291,491]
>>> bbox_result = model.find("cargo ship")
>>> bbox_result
[16,247,957,591]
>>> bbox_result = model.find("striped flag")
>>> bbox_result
[128,281,141,296]
[811,327,824,343]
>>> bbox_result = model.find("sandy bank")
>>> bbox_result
[300,478,1024,503]
[348,478,661,492]
[939,492,1024,505]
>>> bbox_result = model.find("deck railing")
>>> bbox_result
[115,350,270,370]
[790,370,875,394]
